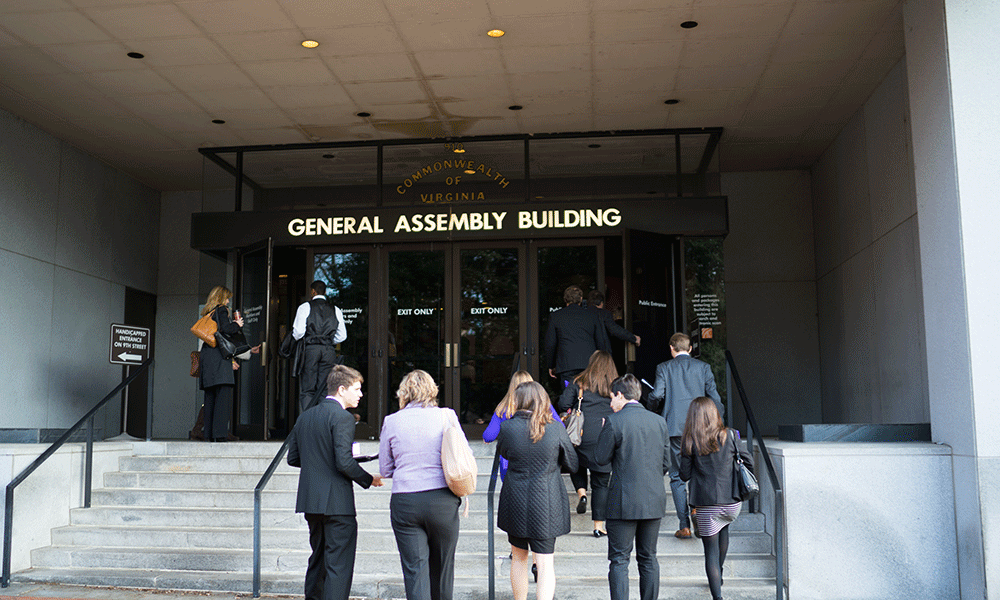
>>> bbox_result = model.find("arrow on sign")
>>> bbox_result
[117,352,142,362]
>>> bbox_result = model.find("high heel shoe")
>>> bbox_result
[531,563,537,582]
[593,529,607,538]
[576,495,588,514]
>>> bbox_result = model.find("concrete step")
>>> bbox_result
[29,546,777,578]
[49,524,773,554]
[12,567,779,600]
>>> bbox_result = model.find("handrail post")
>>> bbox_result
[85,417,94,509]
[487,446,501,600]
[3,484,13,587]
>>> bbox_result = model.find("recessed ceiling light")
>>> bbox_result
[508,105,523,111]
[211,119,225,124]
[664,99,680,105]
[301,40,319,49]
[680,21,698,29]
[588,144,601,148]
[322,154,335,159]
[357,111,371,117]
[487,29,505,38]
[464,169,476,174]
[126,52,144,59]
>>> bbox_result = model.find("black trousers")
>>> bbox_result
[607,518,661,600]
[304,513,358,600]
[202,384,232,440]
[570,465,611,521]
[300,345,338,412]
[389,488,461,600]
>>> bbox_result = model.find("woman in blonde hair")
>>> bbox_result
[483,370,562,481]
[679,397,754,600]
[557,350,618,536]
[198,285,243,442]
[379,370,461,600]
[497,382,577,600]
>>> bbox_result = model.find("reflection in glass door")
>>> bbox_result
[313,250,373,436]
[387,249,447,418]
[235,238,272,440]
[455,245,524,435]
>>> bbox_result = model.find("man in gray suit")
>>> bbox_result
[595,374,670,600]
[649,332,722,539]
[287,364,383,600]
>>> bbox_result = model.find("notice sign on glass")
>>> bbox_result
[110,324,150,365]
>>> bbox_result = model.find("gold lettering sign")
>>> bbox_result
[394,159,511,203]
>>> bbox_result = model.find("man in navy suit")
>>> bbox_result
[545,285,610,386]
[595,374,670,600]
[648,332,722,539]
[287,365,383,600]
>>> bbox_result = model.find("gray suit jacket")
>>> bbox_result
[287,397,373,515]
[649,354,722,437]
[593,403,670,520]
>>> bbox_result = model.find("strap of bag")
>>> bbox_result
[576,386,584,411]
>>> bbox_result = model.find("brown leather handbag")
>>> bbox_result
[189,351,200,377]
[191,312,217,347]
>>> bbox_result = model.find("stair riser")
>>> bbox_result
[49,527,773,554]
[29,548,776,578]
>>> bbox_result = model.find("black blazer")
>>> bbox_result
[497,412,578,540]
[679,429,753,507]
[544,303,610,375]
[199,306,240,389]
[588,305,636,344]
[558,383,614,472]
[593,403,669,520]
[287,398,374,516]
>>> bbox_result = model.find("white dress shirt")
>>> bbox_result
[292,295,347,343]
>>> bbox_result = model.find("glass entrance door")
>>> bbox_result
[451,243,526,436]
[234,238,272,440]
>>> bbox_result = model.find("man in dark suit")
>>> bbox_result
[287,364,383,600]
[594,374,670,600]
[648,332,722,539]
[587,289,641,348]
[545,285,610,386]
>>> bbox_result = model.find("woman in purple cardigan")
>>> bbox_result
[379,370,462,600]
[483,371,562,481]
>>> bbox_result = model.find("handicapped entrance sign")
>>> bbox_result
[110,324,150,365]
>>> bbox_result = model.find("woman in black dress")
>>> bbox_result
[557,350,618,536]
[198,285,243,442]
[679,396,754,600]
[497,382,578,600]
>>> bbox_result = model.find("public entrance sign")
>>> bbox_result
[110,324,150,365]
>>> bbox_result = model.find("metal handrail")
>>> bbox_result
[725,350,785,600]
[486,447,501,600]
[252,438,290,598]
[2,357,154,587]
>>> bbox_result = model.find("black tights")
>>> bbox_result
[701,524,730,600]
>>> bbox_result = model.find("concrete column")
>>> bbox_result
[904,0,1000,596]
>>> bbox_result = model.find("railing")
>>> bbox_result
[486,447,501,600]
[252,438,291,598]
[725,350,785,600]
[1,357,154,587]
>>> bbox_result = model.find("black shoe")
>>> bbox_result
[531,564,537,582]
[593,529,607,538]
[576,496,588,514]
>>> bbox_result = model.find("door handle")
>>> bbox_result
[260,341,266,367]
[444,342,452,368]
[453,343,459,367]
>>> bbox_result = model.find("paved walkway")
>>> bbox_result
[0,582,292,600]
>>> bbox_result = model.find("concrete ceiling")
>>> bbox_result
[0,0,905,192]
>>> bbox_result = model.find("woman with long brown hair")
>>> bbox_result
[679,397,754,600]
[557,350,618,536]
[198,285,243,441]
[497,382,577,600]
[483,370,562,481]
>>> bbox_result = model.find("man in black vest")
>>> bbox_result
[293,280,347,412]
